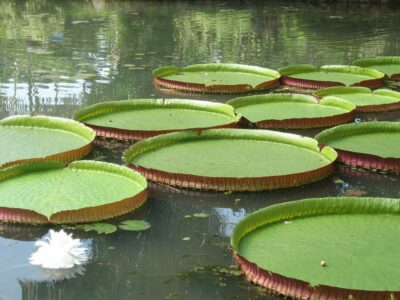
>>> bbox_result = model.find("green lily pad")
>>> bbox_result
[279,65,385,88]
[82,223,117,234]
[316,122,400,159]
[153,64,280,93]
[316,122,400,172]
[314,87,400,112]
[232,197,400,298]
[0,160,147,224]
[74,99,240,140]
[124,129,337,191]
[118,220,151,231]
[227,93,355,128]
[0,115,95,169]
[354,56,400,79]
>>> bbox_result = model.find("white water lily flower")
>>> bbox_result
[29,229,89,269]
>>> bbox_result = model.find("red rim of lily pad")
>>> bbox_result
[279,65,385,90]
[153,64,281,94]
[231,197,400,300]
[227,93,356,129]
[314,87,400,112]
[316,122,400,173]
[74,99,240,141]
[123,129,337,192]
[0,115,95,170]
[353,56,400,81]
[0,161,148,224]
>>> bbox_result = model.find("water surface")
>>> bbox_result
[0,1,400,299]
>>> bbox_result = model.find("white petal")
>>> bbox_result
[29,229,91,269]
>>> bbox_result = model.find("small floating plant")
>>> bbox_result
[123,129,337,192]
[231,197,400,299]
[279,64,385,89]
[227,93,355,129]
[153,63,281,93]
[74,99,240,141]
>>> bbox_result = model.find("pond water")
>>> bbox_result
[0,1,400,299]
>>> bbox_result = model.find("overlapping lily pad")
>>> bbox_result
[74,99,240,140]
[279,65,385,89]
[0,161,147,224]
[231,197,400,299]
[316,122,400,172]
[0,115,95,169]
[354,56,400,80]
[153,64,281,93]
[124,129,337,191]
[314,87,400,112]
[227,93,355,129]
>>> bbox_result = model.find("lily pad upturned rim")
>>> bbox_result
[227,93,356,129]
[278,64,385,89]
[0,115,95,169]
[0,160,148,224]
[123,129,337,192]
[153,63,281,94]
[316,121,400,172]
[73,99,241,141]
[231,196,400,299]
[353,56,400,80]
[314,87,400,112]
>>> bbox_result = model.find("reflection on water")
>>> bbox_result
[0,1,400,299]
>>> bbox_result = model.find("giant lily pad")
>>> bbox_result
[314,87,400,112]
[227,93,355,129]
[279,65,385,89]
[231,197,400,299]
[354,56,400,80]
[0,115,95,169]
[0,161,147,224]
[153,64,281,94]
[124,129,337,192]
[74,99,240,141]
[316,122,400,172]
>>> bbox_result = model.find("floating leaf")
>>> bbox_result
[353,56,400,79]
[279,64,385,89]
[82,223,117,234]
[232,197,400,298]
[124,129,337,192]
[74,99,240,141]
[118,220,151,231]
[314,87,400,112]
[316,122,400,172]
[227,93,355,129]
[153,63,281,94]
[0,161,147,224]
[0,115,95,169]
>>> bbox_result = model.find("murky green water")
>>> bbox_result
[0,1,400,299]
